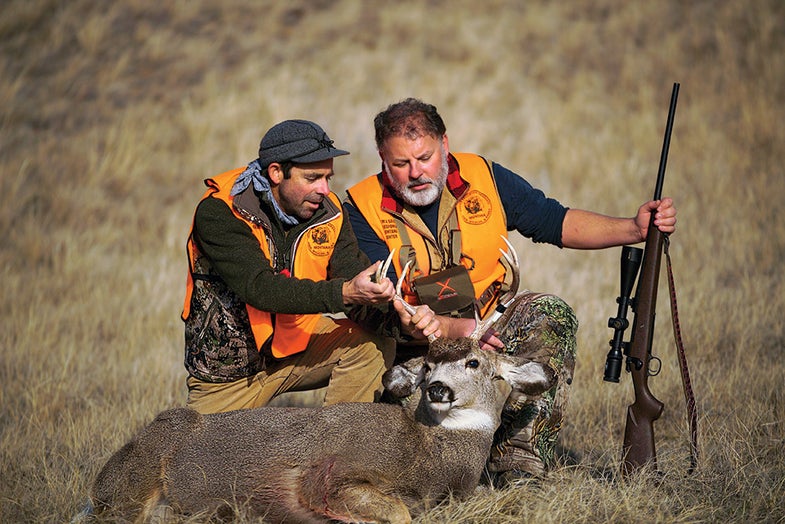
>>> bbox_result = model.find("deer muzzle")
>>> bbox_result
[426,382,454,403]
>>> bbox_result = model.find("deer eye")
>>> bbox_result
[466,359,480,369]
[423,363,432,374]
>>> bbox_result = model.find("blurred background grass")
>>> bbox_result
[1,0,783,522]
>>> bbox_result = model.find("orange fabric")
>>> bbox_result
[183,168,342,358]
[347,153,509,318]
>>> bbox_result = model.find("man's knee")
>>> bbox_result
[352,332,396,371]
[324,332,396,404]
[495,292,577,370]
[335,330,396,383]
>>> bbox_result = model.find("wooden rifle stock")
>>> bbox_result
[622,223,666,474]
[620,83,679,475]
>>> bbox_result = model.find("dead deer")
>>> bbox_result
[87,336,553,523]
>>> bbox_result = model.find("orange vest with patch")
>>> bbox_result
[182,168,342,358]
[347,153,509,318]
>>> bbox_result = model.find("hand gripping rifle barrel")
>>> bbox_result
[606,82,679,475]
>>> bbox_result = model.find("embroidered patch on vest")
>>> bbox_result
[306,223,337,257]
[458,190,492,225]
[381,218,399,240]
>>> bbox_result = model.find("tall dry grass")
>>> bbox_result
[1,0,783,522]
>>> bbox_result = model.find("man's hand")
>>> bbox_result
[476,327,505,351]
[440,316,505,351]
[392,299,442,340]
[636,197,677,240]
[342,261,395,306]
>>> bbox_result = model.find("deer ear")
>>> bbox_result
[382,357,425,399]
[498,358,556,396]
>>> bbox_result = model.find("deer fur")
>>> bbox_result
[89,337,554,523]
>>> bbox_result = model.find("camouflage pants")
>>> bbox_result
[486,291,578,480]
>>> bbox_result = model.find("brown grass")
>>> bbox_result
[2,0,783,522]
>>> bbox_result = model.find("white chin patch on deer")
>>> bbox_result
[439,409,497,431]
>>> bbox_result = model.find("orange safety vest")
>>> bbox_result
[182,168,343,359]
[347,153,510,318]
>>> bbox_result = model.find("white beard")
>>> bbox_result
[384,146,449,207]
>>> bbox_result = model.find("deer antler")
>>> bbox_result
[375,249,395,285]
[376,250,437,342]
[472,235,521,343]
[497,236,520,308]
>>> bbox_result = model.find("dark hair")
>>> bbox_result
[373,98,446,149]
[265,160,294,180]
[280,161,294,179]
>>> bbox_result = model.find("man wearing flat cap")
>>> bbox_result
[182,119,440,413]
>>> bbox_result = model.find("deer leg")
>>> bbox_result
[320,483,412,524]
[300,458,412,524]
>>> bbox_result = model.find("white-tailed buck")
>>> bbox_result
[88,336,553,523]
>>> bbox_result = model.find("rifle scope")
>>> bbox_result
[604,245,643,382]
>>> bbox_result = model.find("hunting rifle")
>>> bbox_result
[604,83,680,475]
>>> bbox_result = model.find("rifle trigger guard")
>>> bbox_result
[648,355,662,377]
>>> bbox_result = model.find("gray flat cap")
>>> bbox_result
[258,119,349,168]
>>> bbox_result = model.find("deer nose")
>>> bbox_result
[426,382,454,403]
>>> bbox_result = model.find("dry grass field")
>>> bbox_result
[2,0,783,522]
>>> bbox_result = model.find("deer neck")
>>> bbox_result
[416,402,500,432]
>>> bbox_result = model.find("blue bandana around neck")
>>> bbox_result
[230,159,300,226]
